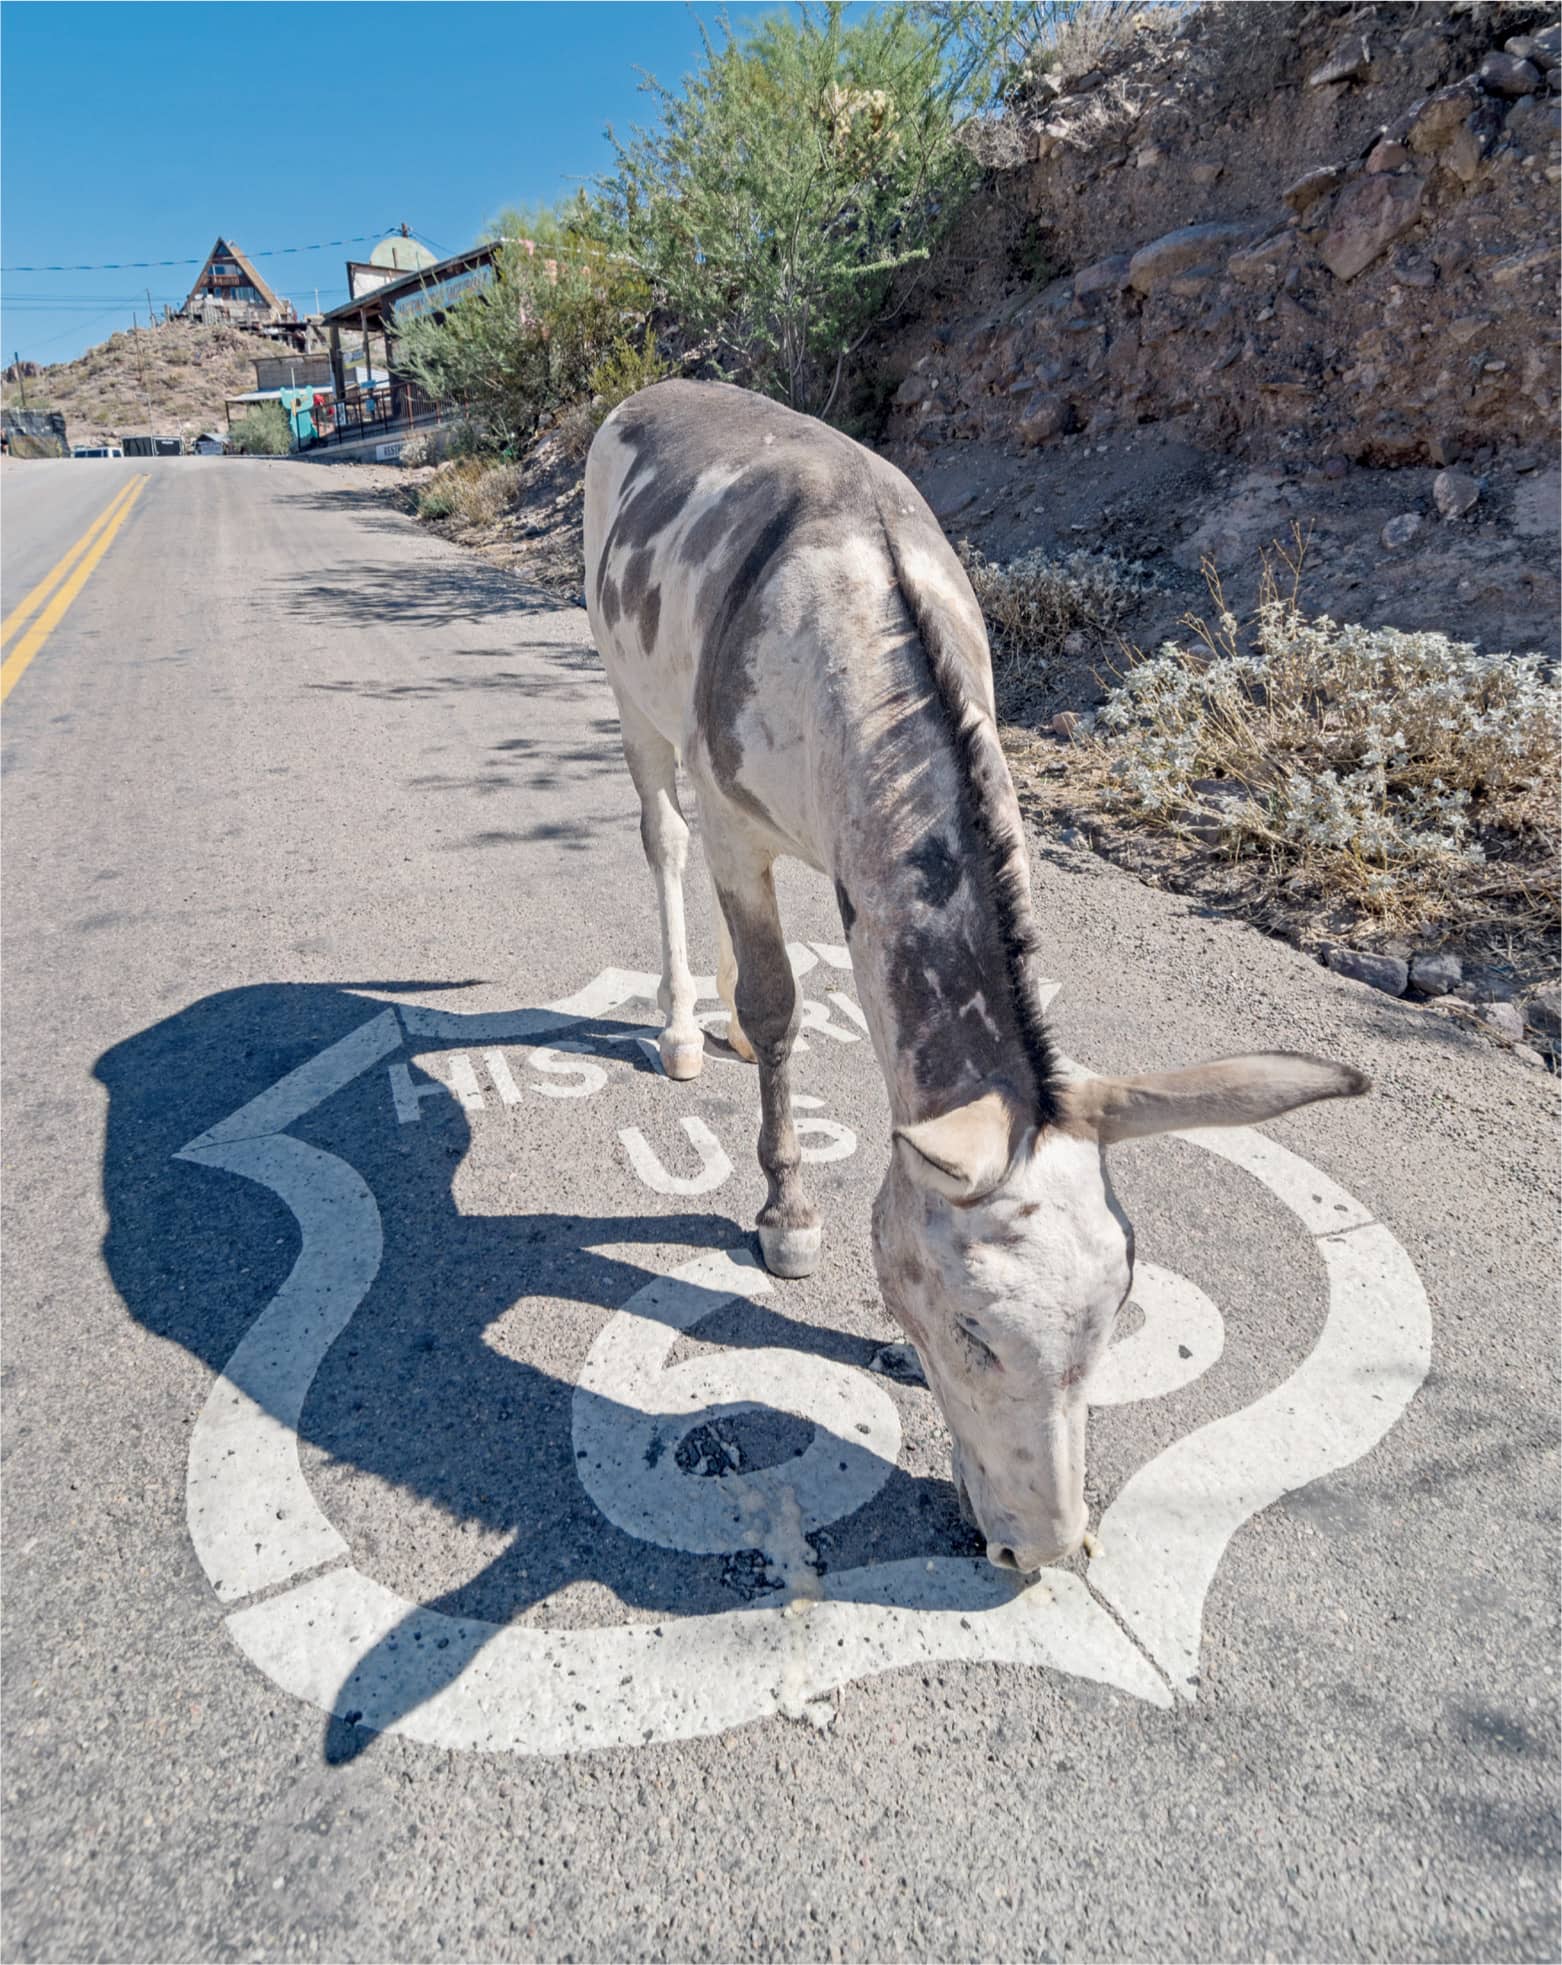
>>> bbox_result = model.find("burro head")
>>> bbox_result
[872,1052,1369,1573]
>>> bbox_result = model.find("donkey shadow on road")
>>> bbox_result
[95,980,989,1765]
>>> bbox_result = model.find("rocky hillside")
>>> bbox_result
[1,318,281,445]
[870,0,1559,672]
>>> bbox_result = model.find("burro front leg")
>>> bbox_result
[616,697,703,1080]
[710,850,820,1279]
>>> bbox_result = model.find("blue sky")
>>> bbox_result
[0,2,784,364]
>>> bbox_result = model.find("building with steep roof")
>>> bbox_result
[179,238,295,325]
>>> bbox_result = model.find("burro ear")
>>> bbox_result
[1058,1051,1371,1145]
[894,1089,1027,1203]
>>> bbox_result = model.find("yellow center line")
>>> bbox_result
[0,474,147,650]
[0,475,150,704]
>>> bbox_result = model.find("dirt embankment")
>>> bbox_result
[2,318,282,446]
[870,0,1559,671]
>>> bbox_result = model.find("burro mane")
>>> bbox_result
[875,499,1061,1129]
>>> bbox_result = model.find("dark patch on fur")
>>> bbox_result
[907,833,963,909]
[682,498,737,569]
[693,494,807,829]
[834,879,857,936]
[874,501,1060,1126]
[620,546,655,615]
[599,575,621,633]
[888,926,1017,1098]
[639,585,661,652]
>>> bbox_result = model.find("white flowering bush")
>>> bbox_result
[1082,554,1560,929]
[961,541,1153,713]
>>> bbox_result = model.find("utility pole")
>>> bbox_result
[130,313,156,435]
[13,352,27,409]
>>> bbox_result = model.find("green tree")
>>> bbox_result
[594,1,1020,416]
[227,399,292,455]
[394,199,650,452]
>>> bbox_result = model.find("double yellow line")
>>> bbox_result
[0,473,150,703]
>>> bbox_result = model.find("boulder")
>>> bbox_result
[1127,221,1264,295]
[1318,174,1425,281]
[1408,82,1483,156]
[1433,469,1481,519]
[1228,232,1295,286]
[1309,34,1373,88]
[1480,1000,1525,1041]
[1478,51,1541,97]
[1073,253,1132,299]
[1018,393,1070,445]
[1283,164,1347,214]
[1366,138,1413,173]
[1524,986,1561,1040]
[1410,950,1462,995]
[1326,948,1409,996]
[1380,512,1424,550]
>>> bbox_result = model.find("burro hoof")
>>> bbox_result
[758,1221,822,1279]
[658,1033,704,1081]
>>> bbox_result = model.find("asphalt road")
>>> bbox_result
[2,455,1557,1963]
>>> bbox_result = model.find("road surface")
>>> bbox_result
[2,455,1556,1962]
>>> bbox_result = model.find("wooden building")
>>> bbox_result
[180,238,296,326]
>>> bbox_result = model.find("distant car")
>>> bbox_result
[71,444,124,459]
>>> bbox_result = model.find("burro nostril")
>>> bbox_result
[987,1542,1021,1572]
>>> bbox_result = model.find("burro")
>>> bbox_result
[584,380,1368,1576]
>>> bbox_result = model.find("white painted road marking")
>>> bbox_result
[179,1134,382,1602]
[176,967,1432,1753]
[572,1247,901,1563]
[1088,1125,1432,1696]
[617,1115,735,1195]
[1088,1264,1224,1407]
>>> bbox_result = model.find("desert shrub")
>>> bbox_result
[1079,551,1560,931]
[416,456,522,525]
[593,3,1029,417]
[586,329,671,426]
[395,201,650,453]
[227,400,293,455]
[1044,0,1160,81]
[960,539,1152,711]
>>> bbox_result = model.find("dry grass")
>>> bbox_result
[1035,535,1560,940]
[417,456,524,525]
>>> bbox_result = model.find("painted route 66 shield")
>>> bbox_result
[169,949,1429,1753]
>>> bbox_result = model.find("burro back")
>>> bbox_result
[584,379,1370,1571]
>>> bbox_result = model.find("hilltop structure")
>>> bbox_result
[179,238,295,326]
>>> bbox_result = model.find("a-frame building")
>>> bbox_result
[180,238,294,324]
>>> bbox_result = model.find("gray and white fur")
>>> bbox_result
[584,380,1369,1572]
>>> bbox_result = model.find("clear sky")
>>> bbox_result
[0,1,783,365]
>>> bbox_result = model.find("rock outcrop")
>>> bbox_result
[878,3,1559,474]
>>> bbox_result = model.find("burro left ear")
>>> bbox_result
[1058,1051,1371,1145]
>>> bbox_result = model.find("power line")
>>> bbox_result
[2,229,387,273]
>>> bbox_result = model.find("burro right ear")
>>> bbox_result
[1058,1052,1371,1145]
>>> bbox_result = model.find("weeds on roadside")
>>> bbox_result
[959,538,1153,713]
[416,457,523,525]
[1072,533,1560,935]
